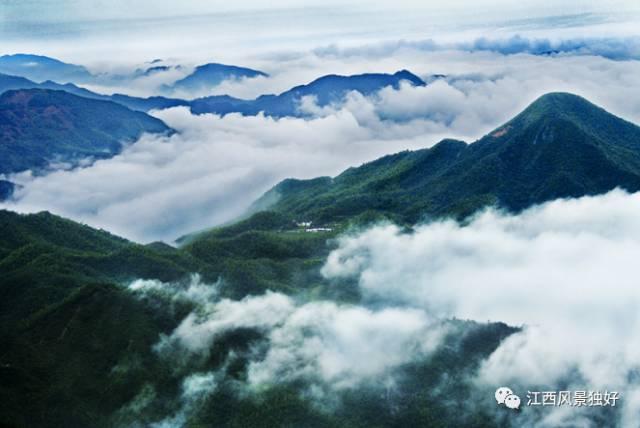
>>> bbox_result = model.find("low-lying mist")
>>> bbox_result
[3,47,640,243]
[324,189,640,427]
[114,190,640,427]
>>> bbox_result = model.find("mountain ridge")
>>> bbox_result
[166,62,268,93]
[0,54,93,83]
[0,207,514,427]
[189,70,427,117]
[0,89,172,179]
[250,92,640,224]
[1,69,429,116]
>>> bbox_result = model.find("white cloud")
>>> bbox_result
[4,1,639,67]
[150,286,447,395]
[4,49,640,243]
[0,103,451,242]
[131,275,447,395]
[322,189,640,426]
[155,291,295,355]
[150,371,219,428]
[118,190,640,425]
[129,274,219,303]
[246,302,446,392]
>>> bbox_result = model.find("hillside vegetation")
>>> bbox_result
[2,92,638,427]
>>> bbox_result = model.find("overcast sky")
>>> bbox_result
[1,0,639,65]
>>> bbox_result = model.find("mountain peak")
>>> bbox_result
[484,91,640,149]
[304,69,425,88]
[531,91,586,103]
[167,62,268,93]
[393,69,425,86]
[526,92,594,113]
[513,92,606,125]
[0,53,93,83]
[255,92,640,222]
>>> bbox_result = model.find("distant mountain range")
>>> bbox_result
[0,89,171,179]
[0,73,190,112]
[165,62,268,93]
[0,68,430,117]
[0,54,269,94]
[0,55,442,119]
[252,92,640,223]
[0,54,94,84]
[190,69,427,117]
[0,64,436,204]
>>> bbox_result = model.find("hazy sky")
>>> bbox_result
[1,0,639,65]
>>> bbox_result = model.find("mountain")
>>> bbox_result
[0,73,42,93]
[0,73,106,102]
[0,180,14,199]
[252,92,640,224]
[0,54,93,83]
[0,208,322,329]
[1,69,426,117]
[190,69,426,117]
[0,209,514,427]
[0,89,172,177]
[0,73,190,112]
[107,93,190,111]
[0,209,208,427]
[1,91,636,428]
[167,62,268,93]
[286,69,425,103]
[134,64,174,77]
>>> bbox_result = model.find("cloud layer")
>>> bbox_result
[128,275,450,407]
[123,190,640,426]
[4,46,640,242]
[323,189,640,426]
[3,0,639,68]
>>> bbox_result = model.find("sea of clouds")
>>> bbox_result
[2,3,640,427]
[126,189,640,427]
[4,41,640,242]
[323,189,640,427]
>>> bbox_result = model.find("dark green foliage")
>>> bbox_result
[183,213,340,298]
[0,208,518,427]
[3,93,635,427]
[178,211,298,244]
[0,210,201,328]
[256,93,640,224]
[0,210,206,428]
[0,88,171,175]
[0,210,127,253]
[0,283,176,428]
